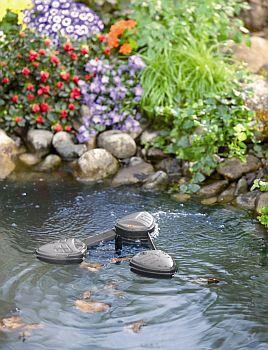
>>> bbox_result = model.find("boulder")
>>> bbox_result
[112,157,154,187]
[241,0,268,32]
[235,191,260,210]
[78,148,119,181]
[217,155,261,180]
[0,129,18,158]
[155,157,182,182]
[198,180,229,198]
[255,192,268,213]
[218,184,236,204]
[27,129,53,157]
[52,132,87,161]
[143,171,168,191]
[98,130,136,159]
[35,154,62,172]
[85,136,97,151]
[235,177,248,196]
[140,130,160,145]
[233,36,268,73]
[201,197,218,205]
[171,193,191,202]
[19,153,41,166]
[0,154,16,180]
[146,148,167,163]
[246,76,268,111]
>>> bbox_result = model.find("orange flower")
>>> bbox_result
[125,20,137,29]
[107,34,119,48]
[119,43,132,55]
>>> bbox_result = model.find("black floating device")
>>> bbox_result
[35,211,177,279]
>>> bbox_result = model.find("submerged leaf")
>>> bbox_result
[0,316,42,333]
[125,320,146,333]
[207,278,221,284]
[74,300,110,313]
[82,291,92,300]
[110,256,131,263]
[80,261,103,272]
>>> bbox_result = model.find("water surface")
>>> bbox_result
[0,176,267,350]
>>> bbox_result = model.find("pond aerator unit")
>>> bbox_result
[36,212,177,279]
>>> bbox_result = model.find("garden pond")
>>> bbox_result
[0,175,267,350]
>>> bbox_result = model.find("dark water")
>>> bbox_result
[0,175,267,350]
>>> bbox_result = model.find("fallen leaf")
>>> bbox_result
[80,261,102,272]
[207,278,220,284]
[110,256,131,263]
[103,282,125,297]
[125,320,146,333]
[104,281,118,290]
[74,300,110,313]
[82,291,92,300]
[0,316,23,331]
[22,323,42,331]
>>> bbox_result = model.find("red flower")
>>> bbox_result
[64,42,73,52]
[36,115,44,124]
[39,49,46,56]
[50,55,60,65]
[27,83,34,91]
[40,71,50,83]
[60,72,70,81]
[80,45,89,55]
[44,39,51,46]
[32,62,40,68]
[98,35,107,43]
[103,47,111,56]
[27,94,35,101]
[60,110,68,119]
[40,102,50,113]
[37,88,43,95]
[1,77,9,84]
[65,125,72,132]
[29,50,39,62]
[22,67,31,76]
[15,116,23,123]
[32,104,40,113]
[73,76,79,84]
[54,124,63,132]
[56,81,64,89]
[68,103,75,111]
[37,85,50,95]
[85,74,92,81]
[11,95,19,103]
[70,53,78,61]
[70,87,81,100]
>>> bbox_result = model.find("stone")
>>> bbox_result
[246,76,268,111]
[235,177,248,196]
[0,129,18,158]
[241,0,268,32]
[201,197,218,205]
[112,158,154,187]
[146,148,166,163]
[35,154,62,172]
[217,155,261,180]
[52,132,87,161]
[218,184,236,204]
[171,193,191,202]
[97,130,136,159]
[143,171,168,191]
[198,180,229,198]
[19,153,41,166]
[233,36,268,73]
[27,129,53,157]
[0,154,16,180]
[78,148,119,181]
[85,136,97,151]
[255,192,268,213]
[155,158,182,182]
[140,130,160,145]
[235,191,260,210]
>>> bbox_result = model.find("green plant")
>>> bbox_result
[258,207,268,228]
[250,179,268,228]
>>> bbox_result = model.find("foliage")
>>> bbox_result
[257,207,268,228]
[0,0,32,25]
[0,29,98,134]
[154,89,255,193]
[251,179,268,192]
[77,55,145,142]
[23,0,103,45]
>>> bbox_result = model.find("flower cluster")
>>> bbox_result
[0,30,94,133]
[23,0,104,44]
[100,19,137,55]
[77,55,146,143]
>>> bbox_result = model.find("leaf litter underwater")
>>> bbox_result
[0,177,267,350]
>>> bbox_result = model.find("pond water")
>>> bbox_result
[0,175,267,350]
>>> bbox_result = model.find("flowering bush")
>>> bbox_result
[0,29,96,134]
[77,55,145,142]
[23,0,104,44]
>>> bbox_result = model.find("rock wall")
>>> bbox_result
[242,0,268,32]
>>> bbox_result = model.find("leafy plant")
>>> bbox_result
[257,207,268,228]
[251,179,268,192]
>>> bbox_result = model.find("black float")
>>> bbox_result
[36,211,177,279]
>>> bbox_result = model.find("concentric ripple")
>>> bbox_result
[0,178,267,350]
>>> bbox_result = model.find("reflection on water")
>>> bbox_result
[0,176,267,350]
